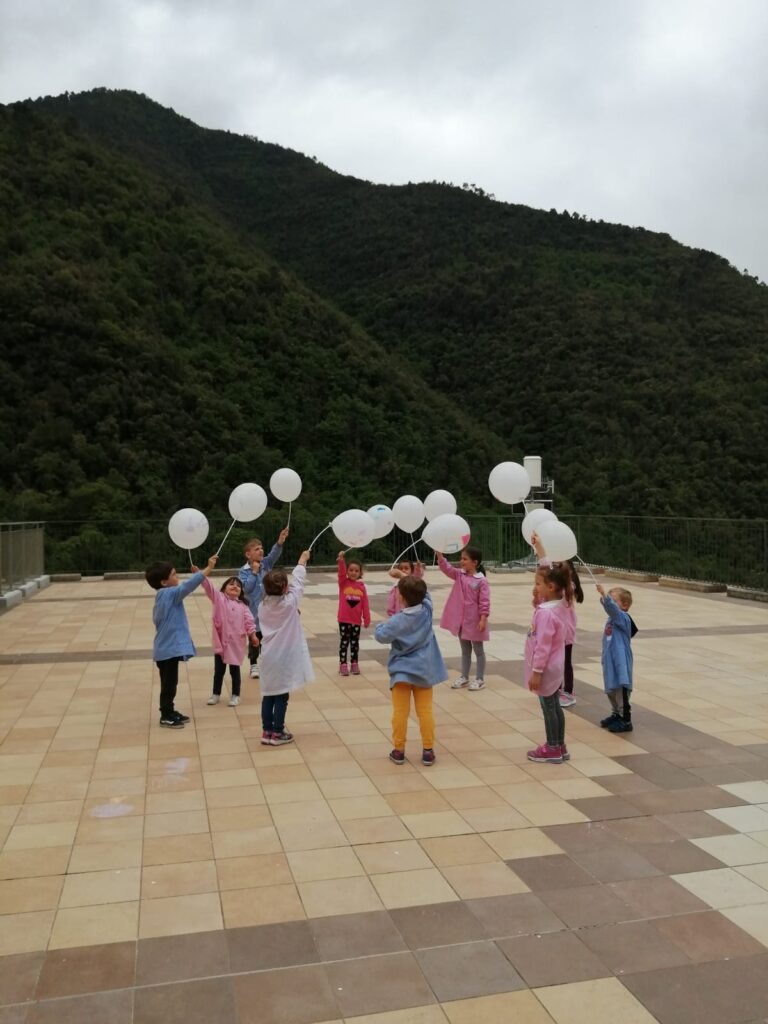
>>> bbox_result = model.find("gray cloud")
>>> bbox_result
[2,0,766,280]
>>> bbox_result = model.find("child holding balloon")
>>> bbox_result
[437,546,490,690]
[239,527,289,678]
[531,533,584,708]
[526,561,571,763]
[202,576,260,707]
[337,551,371,675]
[387,559,425,617]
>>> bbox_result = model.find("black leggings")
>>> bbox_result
[262,693,289,733]
[539,692,566,747]
[339,623,361,664]
[212,654,241,697]
[563,644,574,694]
[248,631,263,666]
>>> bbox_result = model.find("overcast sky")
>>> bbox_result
[2,0,767,282]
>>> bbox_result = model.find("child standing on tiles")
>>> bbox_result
[597,584,637,733]
[437,545,491,690]
[337,551,371,676]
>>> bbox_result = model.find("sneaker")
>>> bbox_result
[228,695,240,707]
[451,675,469,689]
[270,730,294,745]
[559,692,576,707]
[350,662,360,675]
[600,712,621,728]
[389,749,405,765]
[468,678,485,691]
[608,719,633,733]
[339,663,350,677]
[250,665,259,679]
[526,743,563,764]
[207,695,220,705]
[559,744,571,761]
[261,730,273,745]
[173,710,190,723]
[421,748,436,766]
[159,716,184,729]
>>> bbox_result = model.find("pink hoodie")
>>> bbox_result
[437,556,490,642]
[337,557,371,627]
[386,564,425,617]
[525,599,568,696]
[537,558,577,645]
[202,577,257,666]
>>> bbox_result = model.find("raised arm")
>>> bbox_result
[437,554,460,580]
[337,552,348,586]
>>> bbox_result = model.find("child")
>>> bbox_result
[258,550,314,745]
[597,584,637,733]
[337,551,371,675]
[239,527,289,679]
[374,575,447,766]
[145,554,218,728]
[531,534,584,708]
[202,576,259,707]
[525,562,571,763]
[386,559,424,617]
[437,545,490,690]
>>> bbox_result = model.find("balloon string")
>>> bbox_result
[287,502,292,528]
[215,519,237,557]
[575,555,599,586]
[308,522,332,552]
[391,537,420,570]
[188,549,193,568]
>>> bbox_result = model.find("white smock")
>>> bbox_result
[258,565,315,696]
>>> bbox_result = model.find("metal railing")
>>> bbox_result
[38,514,768,592]
[0,522,45,594]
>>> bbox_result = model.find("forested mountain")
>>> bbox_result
[3,88,768,526]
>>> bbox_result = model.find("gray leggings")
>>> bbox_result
[460,639,486,680]
[539,692,566,747]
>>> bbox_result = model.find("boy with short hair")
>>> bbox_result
[145,554,217,728]
[239,527,289,678]
[596,584,637,733]
[374,574,447,766]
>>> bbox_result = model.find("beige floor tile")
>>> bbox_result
[287,846,365,882]
[721,904,768,945]
[671,867,768,909]
[543,779,611,800]
[401,811,474,839]
[298,875,384,917]
[707,806,768,833]
[69,839,143,873]
[256,764,315,785]
[481,828,563,860]
[386,790,452,815]
[691,834,768,867]
[60,867,141,907]
[211,826,282,859]
[441,786,508,810]
[441,861,529,899]
[515,801,588,827]
[347,1008,448,1024]
[49,901,139,949]
[15,800,83,825]
[141,860,218,899]
[145,790,207,814]
[263,780,324,803]
[221,883,305,927]
[425,768,484,790]
[203,767,260,789]
[354,840,433,874]
[534,977,659,1023]
[0,875,63,914]
[138,891,223,938]
[736,862,768,890]
[719,781,768,803]
[371,867,459,909]
[0,846,71,880]
[205,784,265,808]
[419,834,499,868]
[143,809,210,838]
[208,805,272,832]
[216,853,293,890]
[25,782,90,802]
[142,833,214,866]
[75,816,143,844]
[87,776,147,797]
[317,776,378,798]
[444,990,556,1024]
[270,799,336,827]
[278,820,351,851]
[0,909,56,955]
[4,820,77,850]
[571,759,630,778]
[459,806,531,832]
[329,795,395,821]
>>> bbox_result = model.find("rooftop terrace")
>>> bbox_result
[1,567,768,1023]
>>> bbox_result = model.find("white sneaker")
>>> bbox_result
[228,695,240,707]
[250,665,259,679]
[207,694,220,705]
[468,678,485,691]
[451,676,470,689]
[559,692,576,707]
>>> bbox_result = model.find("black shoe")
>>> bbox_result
[608,719,634,733]
[600,712,621,728]
[389,749,405,765]
[172,710,190,724]
[421,749,436,766]
[160,716,184,728]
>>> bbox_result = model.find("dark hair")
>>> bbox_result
[397,558,415,573]
[398,576,427,607]
[536,562,571,596]
[145,561,174,590]
[220,576,248,604]
[566,560,584,604]
[346,558,364,575]
[262,569,288,596]
[463,545,485,575]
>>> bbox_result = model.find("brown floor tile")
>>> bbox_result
[657,810,737,839]
[689,765,757,785]
[390,900,488,949]
[309,910,406,960]
[579,919,690,975]
[629,786,745,815]
[634,839,723,874]
[568,843,661,883]
[134,977,236,1024]
[0,952,43,1007]
[609,876,710,918]
[416,940,525,1001]
[506,854,594,891]
[227,920,319,973]
[36,941,135,999]
[690,954,768,1022]
[0,1006,28,1024]
[613,755,702,789]
[541,822,614,853]
[27,989,133,1024]
[234,964,338,1024]
[325,951,435,1017]
[498,930,610,987]
[652,910,766,962]
[598,774,661,797]
[602,816,681,845]
[538,885,638,928]
[135,930,230,986]
[569,796,644,821]
[466,893,565,938]
[623,958,768,1024]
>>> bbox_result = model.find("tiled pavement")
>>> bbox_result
[0,567,767,1023]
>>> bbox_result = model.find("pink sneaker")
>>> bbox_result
[559,744,570,761]
[350,662,360,675]
[339,663,349,677]
[527,743,563,764]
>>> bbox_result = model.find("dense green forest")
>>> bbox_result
[2,89,767,544]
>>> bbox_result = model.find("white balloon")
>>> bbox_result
[228,482,268,522]
[423,489,458,522]
[488,462,531,505]
[168,508,209,550]
[332,509,376,548]
[367,504,395,539]
[392,495,425,533]
[422,514,471,555]
[537,521,578,561]
[269,468,302,503]
[522,508,558,545]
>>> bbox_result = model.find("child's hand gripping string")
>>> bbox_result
[596,584,606,598]
[278,527,290,545]
[191,555,218,576]
[298,550,311,567]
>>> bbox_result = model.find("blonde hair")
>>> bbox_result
[610,587,633,609]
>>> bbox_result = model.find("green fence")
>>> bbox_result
[0,522,45,595]
[40,514,768,592]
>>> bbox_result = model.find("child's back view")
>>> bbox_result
[597,584,637,733]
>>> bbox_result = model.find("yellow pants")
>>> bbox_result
[391,683,435,751]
